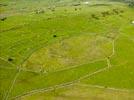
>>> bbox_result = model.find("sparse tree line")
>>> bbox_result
[111,0,134,7]
[120,0,134,7]
[90,8,124,20]
[125,0,134,7]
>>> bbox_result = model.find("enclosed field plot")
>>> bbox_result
[0,0,134,100]
[20,84,134,100]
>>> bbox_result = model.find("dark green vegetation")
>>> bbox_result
[0,0,134,100]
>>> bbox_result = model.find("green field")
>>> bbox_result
[0,0,134,100]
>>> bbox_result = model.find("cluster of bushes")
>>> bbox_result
[0,17,7,21]
[74,7,82,11]
[126,0,134,7]
[48,7,55,12]
[112,9,124,14]
[72,3,81,6]
[34,7,56,14]
[91,9,124,20]
[123,0,134,7]
[0,3,8,7]
[101,11,110,17]
[91,14,99,20]
[34,9,45,14]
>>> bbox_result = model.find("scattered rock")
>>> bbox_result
[83,1,89,5]
[132,21,134,25]
[34,9,45,14]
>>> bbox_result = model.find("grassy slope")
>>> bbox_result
[0,61,17,99]
[21,85,134,100]
[10,60,107,98]
[0,0,134,100]
[81,36,134,89]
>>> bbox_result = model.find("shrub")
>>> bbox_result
[91,14,99,20]
[8,58,13,62]
[1,17,7,21]
[53,35,57,38]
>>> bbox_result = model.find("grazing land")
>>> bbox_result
[0,0,134,100]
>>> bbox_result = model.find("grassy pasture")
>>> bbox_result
[21,84,134,100]
[80,35,134,88]
[10,60,107,98]
[0,0,134,100]
[22,33,112,72]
